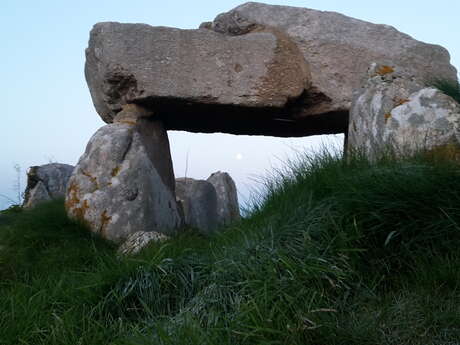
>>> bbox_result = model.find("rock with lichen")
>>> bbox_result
[65,105,182,242]
[23,163,74,209]
[348,63,460,158]
[207,2,457,120]
[85,21,310,124]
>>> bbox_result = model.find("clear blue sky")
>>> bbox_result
[1,0,459,209]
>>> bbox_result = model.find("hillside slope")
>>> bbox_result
[1,152,460,345]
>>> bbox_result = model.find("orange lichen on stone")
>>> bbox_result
[384,113,392,124]
[111,166,120,177]
[100,210,112,237]
[81,170,99,190]
[65,182,80,210]
[65,181,91,221]
[376,65,394,76]
[394,98,410,107]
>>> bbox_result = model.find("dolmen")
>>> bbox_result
[64,2,457,248]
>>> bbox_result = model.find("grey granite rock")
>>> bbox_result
[208,2,458,118]
[85,22,310,123]
[348,63,460,158]
[65,105,182,242]
[23,163,74,209]
[207,171,240,225]
[175,178,218,234]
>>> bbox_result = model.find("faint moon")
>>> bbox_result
[236,153,243,160]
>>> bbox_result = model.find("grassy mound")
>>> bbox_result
[1,152,460,345]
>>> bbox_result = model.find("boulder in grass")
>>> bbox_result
[23,163,74,209]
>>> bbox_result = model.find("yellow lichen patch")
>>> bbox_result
[100,210,112,237]
[74,201,89,220]
[376,65,394,76]
[65,182,80,210]
[384,113,392,124]
[81,170,99,191]
[394,98,410,107]
[111,166,120,177]
[65,182,91,221]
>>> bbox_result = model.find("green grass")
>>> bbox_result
[1,152,460,344]
[431,79,460,103]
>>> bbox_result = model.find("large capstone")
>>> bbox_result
[23,163,74,209]
[65,105,182,242]
[207,2,458,122]
[348,64,460,158]
[85,22,310,131]
[84,3,457,137]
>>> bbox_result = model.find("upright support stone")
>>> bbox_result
[65,104,182,242]
[175,178,219,234]
[348,63,460,159]
[207,171,240,225]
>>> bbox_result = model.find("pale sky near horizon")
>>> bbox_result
[1,0,459,210]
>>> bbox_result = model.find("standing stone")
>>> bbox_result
[65,105,182,242]
[175,178,218,234]
[207,2,458,117]
[348,63,460,158]
[23,163,74,209]
[207,171,240,225]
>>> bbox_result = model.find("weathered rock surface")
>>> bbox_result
[23,163,74,209]
[65,105,182,242]
[175,178,218,234]
[85,21,310,123]
[207,171,240,225]
[348,64,460,158]
[208,2,458,121]
[83,3,457,137]
[118,231,169,255]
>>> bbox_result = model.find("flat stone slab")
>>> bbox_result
[207,2,458,118]
[84,3,457,137]
[86,22,310,123]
